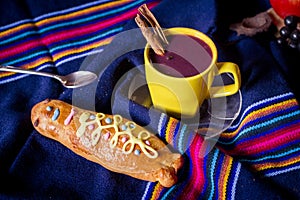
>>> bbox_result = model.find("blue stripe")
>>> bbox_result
[171,121,181,151]
[38,0,145,34]
[214,153,225,198]
[0,19,33,32]
[234,118,300,149]
[239,105,299,130]
[219,110,300,145]
[265,163,300,177]
[243,147,300,163]
[161,185,178,200]
[2,26,122,67]
[0,63,54,84]
[159,115,168,138]
[263,161,300,176]
[49,26,123,54]
[228,93,294,130]
[0,0,111,31]
[178,124,187,154]
[255,138,300,158]
[228,162,241,200]
[32,0,112,22]
[0,31,37,46]
[208,149,219,200]
[3,50,50,66]
[0,0,143,45]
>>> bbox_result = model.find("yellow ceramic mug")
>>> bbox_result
[144,27,241,117]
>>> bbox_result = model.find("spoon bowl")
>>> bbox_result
[0,65,98,88]
[57,71,98,88]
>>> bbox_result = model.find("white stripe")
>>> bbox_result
[231,163,241,200]
[265,164,300,177]
[0,19,32,31]
[229,92,293,129]
[55,48,104,66]
[34,0,111,21]
[0,0,111,31]
[0,48,103,85]
[141,182,151,200]
[0,63,53,84]
[157,113,167,135]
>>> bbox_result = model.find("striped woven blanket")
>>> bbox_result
[1,0,300,199]
[0,0,158,83]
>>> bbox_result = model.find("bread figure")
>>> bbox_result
[31,99,183,187]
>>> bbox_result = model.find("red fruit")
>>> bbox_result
[270,0,300,18]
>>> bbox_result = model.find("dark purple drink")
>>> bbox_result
[149,34,212,78]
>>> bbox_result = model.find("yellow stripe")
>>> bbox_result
[36,0,130,27]
[52,37,113,62]
[0,55,53,78]
[222,99,298,138]
[150,183,163,200]
[0,38,112,79]
[165,118,178,144]
[222,157,233,200]
[0,23,35,38]
[0,0,130,37]
[254,155,300,171]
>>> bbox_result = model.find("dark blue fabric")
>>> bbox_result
[1,0,300,199]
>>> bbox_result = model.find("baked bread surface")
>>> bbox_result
[31,99,183,187]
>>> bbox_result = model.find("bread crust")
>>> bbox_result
[31,99,183,187]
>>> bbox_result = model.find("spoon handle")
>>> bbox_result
[0,65,60,80]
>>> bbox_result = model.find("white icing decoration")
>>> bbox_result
[77,112,90,137]
[76,112,158,159]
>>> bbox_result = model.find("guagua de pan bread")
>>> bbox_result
[31,99,183,187]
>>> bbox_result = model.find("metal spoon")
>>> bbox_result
[0,65,98,88]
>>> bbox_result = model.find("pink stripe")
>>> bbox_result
[227,123,300,155]
[0,7,140,60]
[41,8,139,46]
[180,135,205,199]
[0,39,42,60]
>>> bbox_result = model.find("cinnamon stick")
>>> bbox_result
[135,4,168,56]
[138,4,168,45]
[135,14,165,56]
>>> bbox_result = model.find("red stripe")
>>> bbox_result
[222,122,300,156]
[179,135,205,199]
[0,2,159,60]
[41,8,139,46]
[0,10,137,60]
[0,38,42,60]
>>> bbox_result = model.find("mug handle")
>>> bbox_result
[209,62,241,98]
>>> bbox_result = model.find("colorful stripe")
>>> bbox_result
[0,0,161,84]
[218,93,300,176]
[146,114,240,200]
[143,92,300,199]
[178,135,205,200]
[165,117,180,145]
[150,183,164,200]
[222,97,299,140]
[228,92,294,130]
